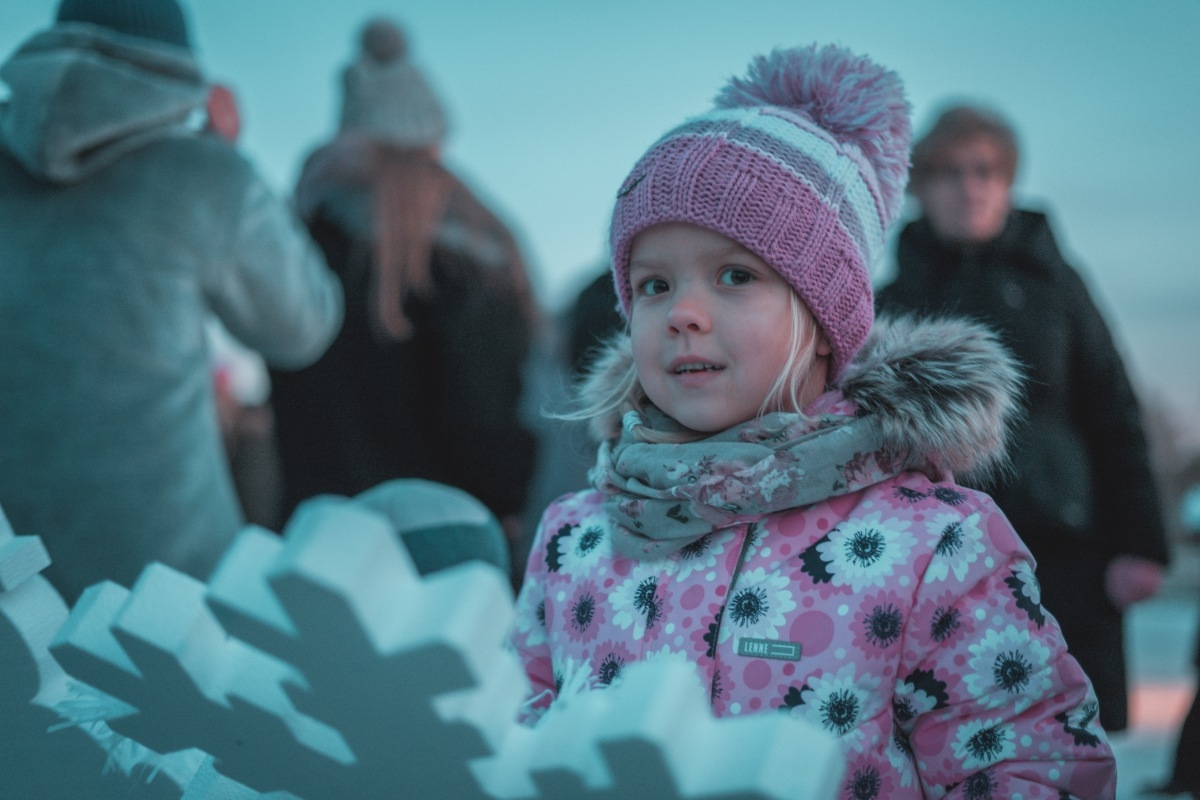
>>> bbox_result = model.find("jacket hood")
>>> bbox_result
[0,23,205,183]
[579,314,1024,485]
[838,314,1024,485]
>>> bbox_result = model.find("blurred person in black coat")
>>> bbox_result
[876,104,1170,732]
[270,18,538,567]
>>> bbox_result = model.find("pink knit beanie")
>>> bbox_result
[610,44,911,378]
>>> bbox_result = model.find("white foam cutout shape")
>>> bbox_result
[478,658,846,799]
[0,505,198,797]
[50,496,523,799]
[22,494,845,798]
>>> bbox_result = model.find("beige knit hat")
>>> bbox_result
[338,18,447,148]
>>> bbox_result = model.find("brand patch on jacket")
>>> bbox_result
[736,637,801,661]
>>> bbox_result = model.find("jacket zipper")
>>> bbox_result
[709,521,756,701]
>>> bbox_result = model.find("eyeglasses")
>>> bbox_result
[927,162,1006,184]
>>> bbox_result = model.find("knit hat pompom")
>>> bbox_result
[338,16,447,148]
[361,17,407,63]
[715,44,911,227]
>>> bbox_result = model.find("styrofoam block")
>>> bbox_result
[477,660,844,800]
[0,534,51,593]
[33,492,845,800]
[2,533,197,797]
[180,756,298,800]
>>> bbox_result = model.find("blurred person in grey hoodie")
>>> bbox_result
[0,0,344,603]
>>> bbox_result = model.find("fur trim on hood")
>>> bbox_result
[839,314,1024,486]
[575,314,1024,486]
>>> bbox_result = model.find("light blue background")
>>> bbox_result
[3,1,1197,427]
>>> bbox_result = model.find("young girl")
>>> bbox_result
[509,44,1117,798]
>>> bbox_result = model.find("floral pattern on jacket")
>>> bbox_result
[511,478,1115,798]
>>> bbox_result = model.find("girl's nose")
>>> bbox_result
[667,289,711,334]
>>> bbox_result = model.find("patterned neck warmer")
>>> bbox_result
[592,395,908,560]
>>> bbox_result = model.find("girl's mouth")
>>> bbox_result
[673,362,722,374]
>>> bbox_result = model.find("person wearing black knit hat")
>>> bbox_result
[55,0,191,50]
[0,1,344,603]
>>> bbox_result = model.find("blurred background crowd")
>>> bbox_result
[1,2,1197,797]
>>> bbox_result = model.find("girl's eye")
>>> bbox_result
[638,277,670,296]
[719,267,754,287]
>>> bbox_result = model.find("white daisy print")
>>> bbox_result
[815,512,915,592]
[885,733,917,789]
[671,531,731,581]
[1004,560,1047,628]
[952,717,1015,770]
[1008,560,1042,606]
[964,625,1053,713]
[892,674,943,726]
[610,563,666,640]
[717,567,796,643]
[922,511,986,583]
[512,591,546,647]
[554,512,611,576]
[795,663,883,747]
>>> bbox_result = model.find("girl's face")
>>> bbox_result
[628,222,823,433]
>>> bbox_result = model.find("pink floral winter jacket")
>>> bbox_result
[509,317,1116,799]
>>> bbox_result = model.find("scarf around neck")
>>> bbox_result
[591,396,907,560]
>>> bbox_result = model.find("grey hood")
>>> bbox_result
[0,22,205,183]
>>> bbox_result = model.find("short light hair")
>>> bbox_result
[566,290,826,444]
[908,104,1020,193]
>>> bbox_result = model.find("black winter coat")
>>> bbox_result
[876,209,1170,730]
[269,208,538,526]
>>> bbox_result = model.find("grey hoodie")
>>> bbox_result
[0,24,343,602]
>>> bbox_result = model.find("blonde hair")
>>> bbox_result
[371,148,543,340]
[562,290,827,444]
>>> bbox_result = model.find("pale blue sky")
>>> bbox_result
[3,0,1198,426]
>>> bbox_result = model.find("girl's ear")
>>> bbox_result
[816,334,832,357]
